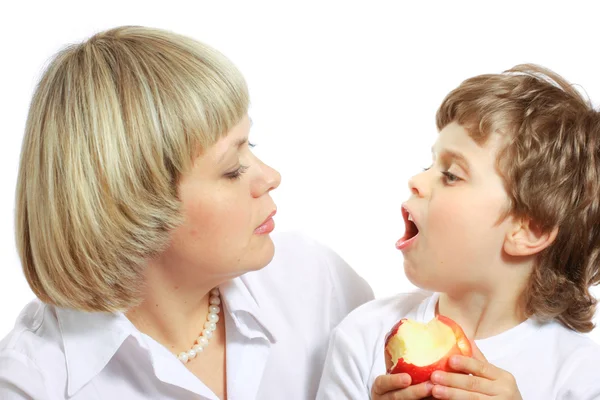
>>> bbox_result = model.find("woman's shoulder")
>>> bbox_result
[0,299,67,395]
[268,231,366,281]
[240,231,374,326]
[269,231,338,265]
[1,299,59,352]
[256,231,373,299]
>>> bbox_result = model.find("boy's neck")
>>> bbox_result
[436,289,528,340]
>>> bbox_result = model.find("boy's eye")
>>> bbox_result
[441,171,461,184]
[248,142,256,148]
[225,165,249,180]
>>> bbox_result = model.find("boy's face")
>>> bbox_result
[398,122,515,293]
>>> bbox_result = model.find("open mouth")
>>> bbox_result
[396,206,420,250]
[404,210,419,240]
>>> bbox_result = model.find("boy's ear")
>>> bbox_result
[504,218,558,257]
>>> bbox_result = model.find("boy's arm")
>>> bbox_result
[316,326,371,399]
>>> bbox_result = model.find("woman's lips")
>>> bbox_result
[254,210,277,235]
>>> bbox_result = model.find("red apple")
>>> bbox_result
[384,315,472,385]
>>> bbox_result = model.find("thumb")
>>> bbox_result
[469,339,488,362]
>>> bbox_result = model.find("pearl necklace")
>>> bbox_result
[176,288,221,364]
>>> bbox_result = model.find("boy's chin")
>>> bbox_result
[403,261,442,292]
[403,261,427,288]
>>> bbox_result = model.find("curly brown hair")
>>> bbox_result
[436,64,600,333]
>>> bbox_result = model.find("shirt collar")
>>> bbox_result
[56,307,216,398]
[55,275,278,397]
[219,275,279,344]
[55,306,136,397]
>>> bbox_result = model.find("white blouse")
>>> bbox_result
[0,232,374,399]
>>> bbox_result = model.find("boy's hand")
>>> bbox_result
[371,373,434,400]
[429,342,522,399]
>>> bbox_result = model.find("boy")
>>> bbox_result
[316,65,600,399]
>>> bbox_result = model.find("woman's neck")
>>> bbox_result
[125,258,222,354]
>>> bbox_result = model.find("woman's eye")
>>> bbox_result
[248,142,256,148]
[225,165,249,180]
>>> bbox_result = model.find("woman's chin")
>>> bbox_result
[246,235,276,272]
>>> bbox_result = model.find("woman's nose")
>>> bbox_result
[252,160,281,197]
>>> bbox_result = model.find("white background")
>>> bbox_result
[1,1,599,344]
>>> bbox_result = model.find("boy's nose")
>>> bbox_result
[408,170,429,198]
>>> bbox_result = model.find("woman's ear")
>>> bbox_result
[503,218,558,257]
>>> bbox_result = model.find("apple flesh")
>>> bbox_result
[384,315,472,385]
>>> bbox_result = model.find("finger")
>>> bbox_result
[372,373,411,395]
[448,356,500,380]
[430,371,494,396]
[386,381,433,400]
[431,385,492,400]
[469,340,488,362]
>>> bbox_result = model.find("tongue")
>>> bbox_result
[396,221,419,249]
[395,234,417,249]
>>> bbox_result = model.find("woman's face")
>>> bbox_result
[157,115,281,284]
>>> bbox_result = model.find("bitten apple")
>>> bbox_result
[384,315,472,385]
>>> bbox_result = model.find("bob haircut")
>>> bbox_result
[16,26,249,312]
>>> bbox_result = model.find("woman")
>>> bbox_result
[0,26,373,399]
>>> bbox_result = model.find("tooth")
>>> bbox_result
[408,213,414,222]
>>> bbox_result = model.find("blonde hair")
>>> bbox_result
[437,64,600,332]
[16,26,249,312]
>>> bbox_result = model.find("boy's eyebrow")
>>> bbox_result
[432,147,471,170]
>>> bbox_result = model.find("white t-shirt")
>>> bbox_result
[317,291,600,400]
[0,232,374,400]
